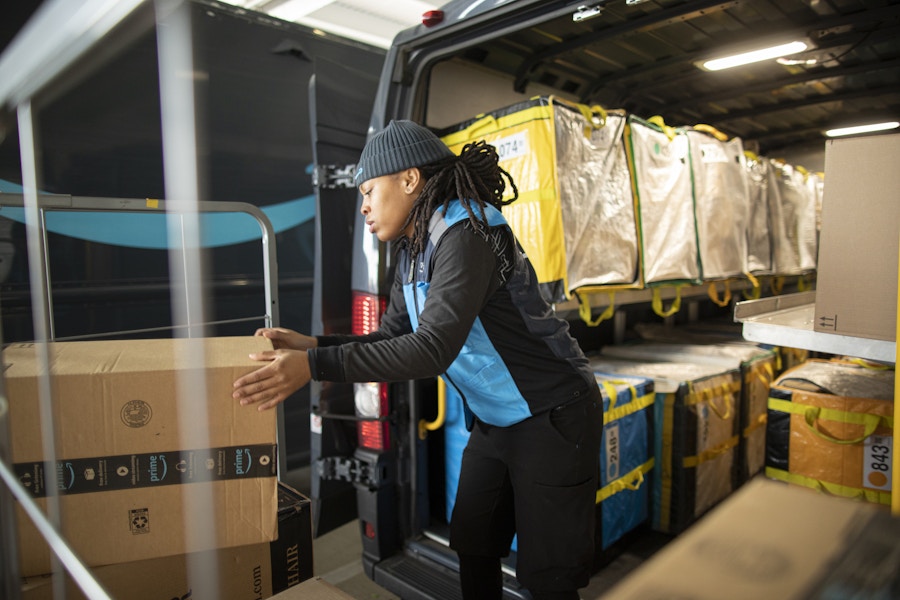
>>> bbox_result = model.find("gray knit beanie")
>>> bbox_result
[354,120,455,185]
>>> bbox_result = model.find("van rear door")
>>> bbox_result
[308,54,381,536]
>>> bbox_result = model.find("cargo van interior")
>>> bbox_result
[421,0,899,169]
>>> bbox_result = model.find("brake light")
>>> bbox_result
[352,291,387,335]
[352,291,390,450]
[422,10,444,27]
[356,381,390,449]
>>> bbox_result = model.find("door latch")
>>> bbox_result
[312,164,357,189]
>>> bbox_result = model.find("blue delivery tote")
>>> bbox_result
[444,381,469,527]
[593,373,655,553]
[590,356,742,535]
[445,372,654,561]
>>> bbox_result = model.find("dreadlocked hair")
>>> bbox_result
[404,140,518,258]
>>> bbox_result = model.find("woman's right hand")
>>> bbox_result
[254,327,318,351]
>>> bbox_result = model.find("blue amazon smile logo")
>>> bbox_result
[0,179,315,249]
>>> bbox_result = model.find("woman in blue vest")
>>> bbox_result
[233,120,603,600]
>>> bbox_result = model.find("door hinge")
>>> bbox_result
[316,456,381,487]
[312,164,357,189]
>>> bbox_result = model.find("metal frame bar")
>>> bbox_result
[0,0,289,596]
[0,193,281,339]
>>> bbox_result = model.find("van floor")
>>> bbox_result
[285,467,672,599]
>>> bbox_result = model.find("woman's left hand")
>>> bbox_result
[232,348,311,411]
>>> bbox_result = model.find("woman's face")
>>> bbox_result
[359,169,422,242]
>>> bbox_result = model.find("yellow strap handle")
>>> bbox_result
[686,381,740,405]
[603,392,655,425]
[651,285,683,318]
[707,389,733,420]
[577,291,616,327]
[707,280,732,307]
[845,358,894,371]
[768,397,892,444]
[551,95,608,138]
[595,458,655,503]
[419,377,448,439]
[463,114,498,137]
[771,276,785,295]
[647,115,677,140]
[745,361,775,387]
[575,102,608,130]
[742,280,762,300]
[599,381,619,412]
[693,123,728,141]
[765,467,892,506]
[598,378,642,415]
[804,406,881,445]
[682,435,740,468]
[743,412,768,438]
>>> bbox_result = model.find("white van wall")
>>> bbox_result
[426,59,828,173]
[426,59,577,129]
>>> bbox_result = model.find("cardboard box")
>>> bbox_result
[21,481,314,600]
[601,477,900,599]
[814,133,900,341]
[4,337,278,576]
[269,577,355,599]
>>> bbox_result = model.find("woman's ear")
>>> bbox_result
[402,168,422,194]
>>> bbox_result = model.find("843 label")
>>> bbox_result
[863,435,892,491]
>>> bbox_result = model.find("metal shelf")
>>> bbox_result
[734,291,896,364]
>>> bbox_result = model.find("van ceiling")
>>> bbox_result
[458,0,900,155]
[3,1,897,158]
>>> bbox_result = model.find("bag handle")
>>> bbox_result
[651,285,683,318]
[693,123,728,141]
[576,290,616,327]
[707,280,732,307]
[804,406,881,445]
[704,386,733,420]
[647,115,678,140]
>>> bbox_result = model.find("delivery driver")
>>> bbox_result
[233,120,603,600]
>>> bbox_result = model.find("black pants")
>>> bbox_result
[450,389,603,596]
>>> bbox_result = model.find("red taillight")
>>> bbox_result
[357,381,390,450]
[352,291,390,450]
[352,291,387,336]
[422,10,444,27]
[363,521,376,539]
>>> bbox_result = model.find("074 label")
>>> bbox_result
[492,131,529,162]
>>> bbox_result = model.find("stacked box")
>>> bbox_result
[602,341,776,484]
[21,482,314,599]
[4,337,279,576]
[593,373,655,552]
[601,477,900,600]
[684,127,749,281]
[625,116,701,287]
[766,359,894,507]
[589,356,741,534]
[814,133,900,342]
[440,96,639,303]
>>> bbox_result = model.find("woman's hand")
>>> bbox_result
[254,327,318,351]
[232,348,311,411]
